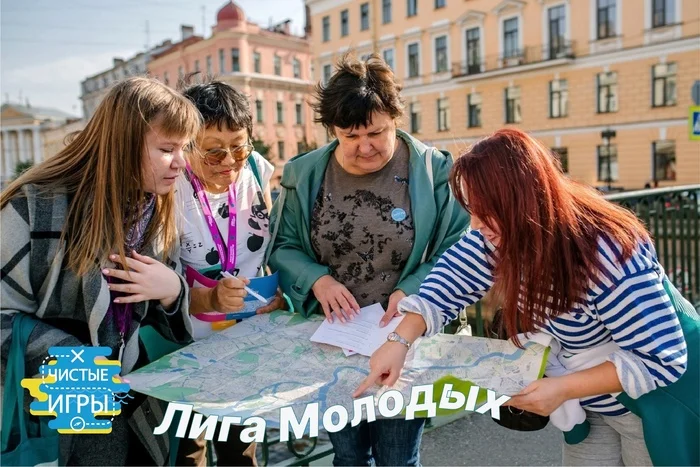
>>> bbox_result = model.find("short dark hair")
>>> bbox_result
[312,53,404,133]
[180,74,253,138]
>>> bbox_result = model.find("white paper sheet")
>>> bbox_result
[310,303,404,357]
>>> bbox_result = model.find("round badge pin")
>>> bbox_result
[391,208,407,222]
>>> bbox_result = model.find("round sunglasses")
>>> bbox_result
[198,142,254,165]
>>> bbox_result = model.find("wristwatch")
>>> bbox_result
[387,331,411,349]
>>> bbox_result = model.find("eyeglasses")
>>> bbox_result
[198,142,254,165]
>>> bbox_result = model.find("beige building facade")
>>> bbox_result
[306,0,700,190]
[0,103,81,186]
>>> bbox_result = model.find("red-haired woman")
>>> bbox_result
[354,129,696,466]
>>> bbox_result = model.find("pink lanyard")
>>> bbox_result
[185,164,237,274]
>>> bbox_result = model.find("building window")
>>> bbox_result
[276,102,284,123]
[652,63,677,107]
[437,97,449,132]
[466,27,481,74]
[360,3,370,31]
[219,49,225,73]
[293,58,301,79]
[467,93,482,128]
[408,43,420,78]
[206,55,212,75]
[434,35,448,73]
[435,0,446,8]
[597,71,618,113]
[410,102,421,133]
[178,66,184,79]
[297,141,305,155]
[551,147,569,173]
[256,100,263,123]
[278,141,285,160]
[274,55,281,76]
[597,0,617,39]
[505,86,522,123]
[548,5,567,59]
[407,0,417,17]
[163,71,169,86]
[231,48,240,72]
[503,17,520,58]
[652,0,675,28]
[382,0,392,23]
[597,144,618,182]
[194,60,200,73]
[549,79,569,118]
[322,15,330,42]
[341,9,349,36]
[383,48,395,70]
[253,52,261,73]
[295,103,303,125]
[323,64,332,84]
[653,140,676,181]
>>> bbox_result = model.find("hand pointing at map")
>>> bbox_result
[353,340,409,397]
[353,312,428,397]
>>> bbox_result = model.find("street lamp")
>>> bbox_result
[601,129,616,191]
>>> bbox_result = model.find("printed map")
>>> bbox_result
[127,311,547,426]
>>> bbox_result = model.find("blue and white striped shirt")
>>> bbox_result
[398,229,688,416]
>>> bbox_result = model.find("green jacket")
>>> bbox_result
[267,129,470,317]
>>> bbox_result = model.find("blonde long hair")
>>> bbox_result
[1,77,201,275]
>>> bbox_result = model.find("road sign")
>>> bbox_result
[692,81,700,106]
[691,107,700,141]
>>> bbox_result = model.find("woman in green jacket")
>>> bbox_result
[268,53,469,466]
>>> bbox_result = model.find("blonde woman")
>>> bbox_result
[1,77,201,465]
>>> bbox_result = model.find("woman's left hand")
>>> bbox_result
[103,250,182,310]
[503,377,570,416]
[379,290,406,327]
[256,288,287,314]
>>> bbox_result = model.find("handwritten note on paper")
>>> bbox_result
[310,303,404,357]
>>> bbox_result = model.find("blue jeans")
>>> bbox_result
[327,418,426,466]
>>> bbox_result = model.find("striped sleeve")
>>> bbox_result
[594,240,687,399]
[397,229,494,336]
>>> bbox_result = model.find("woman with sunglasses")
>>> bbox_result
[174,78,285,466]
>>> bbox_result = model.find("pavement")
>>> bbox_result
[420,414,562,466]
[262,413,562,466]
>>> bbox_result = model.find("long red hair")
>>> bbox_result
[450,128,649,337]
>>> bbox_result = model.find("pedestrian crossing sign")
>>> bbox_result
[691,107,700,141]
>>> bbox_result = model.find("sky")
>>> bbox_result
[1,0,306,117]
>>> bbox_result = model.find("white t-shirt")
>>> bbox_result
[176,152,274,280]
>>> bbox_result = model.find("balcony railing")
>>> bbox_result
[452,40,576,78]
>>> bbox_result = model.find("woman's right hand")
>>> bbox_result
[311,275,360,323]
[353,341,409,397]
[209,276,250,312]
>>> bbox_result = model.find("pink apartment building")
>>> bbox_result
[147,1,317,186]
